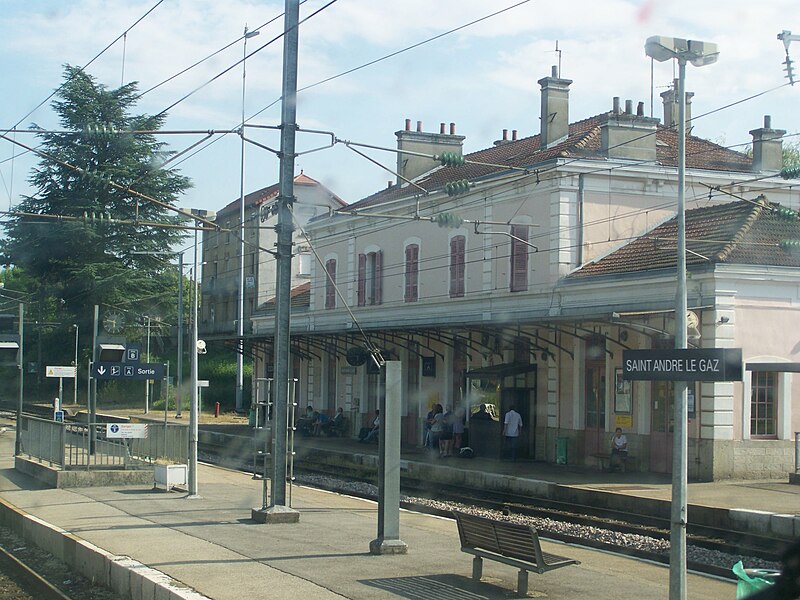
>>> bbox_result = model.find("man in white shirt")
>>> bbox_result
[610,427,628,471]
[503,406,523,461]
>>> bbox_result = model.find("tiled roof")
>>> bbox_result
[343,115,751,211]
[570,198,800,279]
[257,281,311,313]
[217,172,346,217]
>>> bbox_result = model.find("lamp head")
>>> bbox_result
[645,35,719,67]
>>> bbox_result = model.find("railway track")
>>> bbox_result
[0,541,72,600]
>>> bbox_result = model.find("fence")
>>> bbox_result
[796,431,799,474]
[19,415,188,470]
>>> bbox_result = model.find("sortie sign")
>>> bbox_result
[622,348,743,382]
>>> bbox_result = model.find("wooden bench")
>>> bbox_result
[453,511,579,596]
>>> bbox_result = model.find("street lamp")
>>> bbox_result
[237,25,260,414]
[645,35,719,600]
[180,207,216,498]
[72,324,78,407]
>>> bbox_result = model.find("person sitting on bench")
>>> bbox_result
[610,427,628,471]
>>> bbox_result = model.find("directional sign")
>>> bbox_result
[92,362,166,381]
[46,366,76,378]
[623,348,743,382]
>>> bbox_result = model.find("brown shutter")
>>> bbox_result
[510,225,528,292]
[374,250,383,305]
[450,235,465,298]
[405,244,419,302]
[325,259,336,309]
[357,253,366,307]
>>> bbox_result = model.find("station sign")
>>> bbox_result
[91,362,166,381]
[622,348,742,382]
[106,423,148,439]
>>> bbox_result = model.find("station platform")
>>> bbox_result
[0,430,735,600]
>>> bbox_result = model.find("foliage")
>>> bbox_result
[197,345,252,412]
[0,66,192,372]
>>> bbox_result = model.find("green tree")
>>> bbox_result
[0,66,192,379]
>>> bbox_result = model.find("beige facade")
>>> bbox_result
[247,70,800,481]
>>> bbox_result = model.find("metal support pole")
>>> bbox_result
[188,227,200,497]
[145,315,151,413]
[236,25,257,414]
[669,58,689,600]
[255,0,300,524]
[176,252,184,418]
[90,305,99,455]
[14,303,23,456]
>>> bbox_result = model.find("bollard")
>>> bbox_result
[214,402,220,418]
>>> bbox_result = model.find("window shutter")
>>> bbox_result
[325,259,336,309]
[405,244,419,302]
[374,250,383,305]
[357,254,366,307]
[450,235,465,298]
[510,225,528,292]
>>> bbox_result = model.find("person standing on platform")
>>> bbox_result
[503,405,522,461]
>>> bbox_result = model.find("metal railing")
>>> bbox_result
[795,431,799,474]
[19,415,188,470]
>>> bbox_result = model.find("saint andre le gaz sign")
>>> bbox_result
[622,348,742,382]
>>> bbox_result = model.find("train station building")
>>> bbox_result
[240,67,800,481]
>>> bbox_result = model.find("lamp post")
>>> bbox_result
[645,35,719,600]
[237,25,260,414]
[15,303,23,456]
[144,315,151,413]
[180,207,216,498]
[72,324,78,407]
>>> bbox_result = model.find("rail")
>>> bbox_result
[18,415,188,470]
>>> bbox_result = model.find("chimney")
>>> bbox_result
[494,129,510,146]
[538,65,572,149]
[660,79,694,129]
[395,118,466,183]
[600,97,659,161]
[750,115,785,172]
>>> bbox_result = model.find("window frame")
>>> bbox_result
[404,244,419,303]
[449,235,465,298]
[510,224,529,292]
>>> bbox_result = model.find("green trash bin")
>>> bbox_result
[732,561,779,599]
[248,408,256,427]
[556,437,568,465]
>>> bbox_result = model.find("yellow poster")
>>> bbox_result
[615,414,633,429]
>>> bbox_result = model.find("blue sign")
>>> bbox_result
[91,362,166,381]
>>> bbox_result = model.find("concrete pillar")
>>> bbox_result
[369,361,408,554]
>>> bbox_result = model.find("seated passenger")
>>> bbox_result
[610,427,628,472]
[312,411,329,437]
[359,409,380,443]
[322,407,345,436]
[296,405,314,436]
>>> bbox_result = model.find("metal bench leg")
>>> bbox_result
[472,556,483,580]
[517,569,529,596]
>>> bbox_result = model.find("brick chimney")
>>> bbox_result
[395,120,465,184]
[660,79,694,130]
[538,66,572,149]
[750,115,785,172]
[600,97,658,161]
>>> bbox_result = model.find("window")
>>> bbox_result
[357,251,383,306]
[510,224,529,292]
[298,252,311,277]
[449,235,465,298]
[404,244,419,302]
[325,259,336,309]
[750,371,777,438]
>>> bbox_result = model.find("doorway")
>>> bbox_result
[650,380,674,473]
[500,387,535,460]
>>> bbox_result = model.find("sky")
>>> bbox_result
[0,0,797,222]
